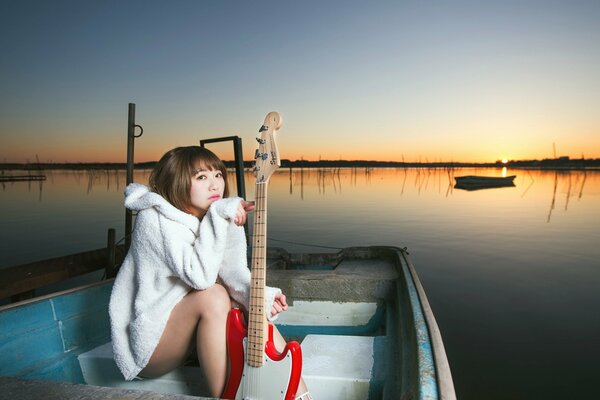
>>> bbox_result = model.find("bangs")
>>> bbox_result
[190,148,225,175]
[191,160,221,174]
[188,147,229,198]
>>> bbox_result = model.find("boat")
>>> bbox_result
[454,175,516,191]
[0,246,455,400]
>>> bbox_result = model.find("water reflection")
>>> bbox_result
[1,168,597,224]
[0,169,150,194]
[270,167,596,224]
[546,170,590,222]
[1,177,45,201]
[520,171,535,198]
[266,167,468,198]
[77,166,596,216]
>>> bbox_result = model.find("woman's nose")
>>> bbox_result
[208,174,220,189]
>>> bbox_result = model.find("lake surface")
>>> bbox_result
[1,167,599,399]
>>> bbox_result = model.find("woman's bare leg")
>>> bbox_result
[194,286,231,396]
[271,325,309,397]
[141,284,231,397]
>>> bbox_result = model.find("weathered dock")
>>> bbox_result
[0,175,46,182]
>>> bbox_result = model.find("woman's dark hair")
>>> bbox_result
[149,146,229,212]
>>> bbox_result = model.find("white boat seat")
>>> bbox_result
[78,302,385,398]
[77,342,207,396]
[301,334,387,400]
[78,334,386,400]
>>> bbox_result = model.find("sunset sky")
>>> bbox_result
[1,0,599,163]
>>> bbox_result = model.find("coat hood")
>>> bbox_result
[124,183,199,232]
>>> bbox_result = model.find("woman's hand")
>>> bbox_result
[270,292,288,317]
[233,200,255,226]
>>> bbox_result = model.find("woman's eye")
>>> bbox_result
[216,172,223,178]
[196,174,206,180]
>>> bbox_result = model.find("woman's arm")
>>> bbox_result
[218,220,285,321]
[158,197,244,290]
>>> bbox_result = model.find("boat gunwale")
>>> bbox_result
[0,279,113,313]
[396,247,456,400]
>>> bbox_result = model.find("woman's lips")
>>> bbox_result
[209,195,221,201]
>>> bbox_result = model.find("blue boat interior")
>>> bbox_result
[0,247,441,400]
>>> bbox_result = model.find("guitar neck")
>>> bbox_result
[247,182,268,367]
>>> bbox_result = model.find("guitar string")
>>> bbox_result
[251,184,267,396]
[249,183,264,365]
[250,182,265,393]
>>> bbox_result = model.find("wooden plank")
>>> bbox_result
[0,175,46,182]
[0,246,125,299]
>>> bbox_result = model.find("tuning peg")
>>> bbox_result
[259,125,268,132]
[256,137,266,144]
[254,149,269,160]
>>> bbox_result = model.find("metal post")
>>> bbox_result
[125,103,135,252]
[200,136,247,240]
[233,137,246,199]
[200,136,246,199]
[125,103,143,253]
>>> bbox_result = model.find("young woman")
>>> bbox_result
[109,146,310,399]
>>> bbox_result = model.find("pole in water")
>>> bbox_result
[125,103,136,253]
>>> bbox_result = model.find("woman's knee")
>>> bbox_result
[189,284,231,318]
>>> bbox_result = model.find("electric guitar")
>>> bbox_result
[222,112,303,400]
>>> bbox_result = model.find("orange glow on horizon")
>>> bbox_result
[2,134,599,164]
[3,147,600,164]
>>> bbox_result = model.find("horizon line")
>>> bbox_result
[1,156,599,168]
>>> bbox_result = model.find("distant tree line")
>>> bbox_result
[1,157,599,170]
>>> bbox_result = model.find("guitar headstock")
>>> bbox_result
[254,111,282,184]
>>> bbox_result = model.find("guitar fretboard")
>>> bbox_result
[246,182,268,367]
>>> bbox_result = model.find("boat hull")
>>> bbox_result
[454,175,516,190]
[0,246,455,400]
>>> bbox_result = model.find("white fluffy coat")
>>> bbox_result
[109,183,280,380]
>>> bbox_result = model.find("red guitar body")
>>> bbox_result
[222,309,303,400]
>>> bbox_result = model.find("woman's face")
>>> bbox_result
[187,167,225,217]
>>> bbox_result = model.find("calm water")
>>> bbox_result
[1,167,599,399]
